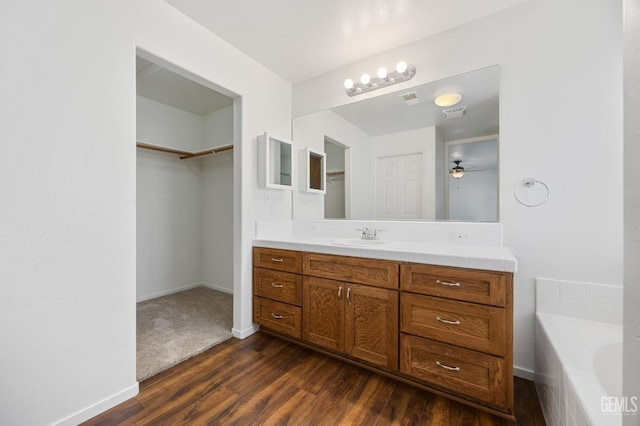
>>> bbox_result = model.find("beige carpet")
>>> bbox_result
[137,286,233,381]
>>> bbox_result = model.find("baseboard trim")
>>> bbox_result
[53,382,139,426]
[201,282,233,294]
[232,324,260,339]
[514,365,535,381]
[137,282,233,302]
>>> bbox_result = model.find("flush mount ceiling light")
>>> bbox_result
[449,160,465,179]
[344,61,416,97]
[434,93,462,107]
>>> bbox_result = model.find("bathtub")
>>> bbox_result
[536,312,623,425]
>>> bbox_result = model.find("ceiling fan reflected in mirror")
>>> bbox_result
[449,160,488,179]
[449,160,465,179]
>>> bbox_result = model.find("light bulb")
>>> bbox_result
[360,73,370,85]
[344,78,354,90]
[377,67,388,79]
[396,61,408,73]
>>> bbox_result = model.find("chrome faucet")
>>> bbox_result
[356,225,384,240]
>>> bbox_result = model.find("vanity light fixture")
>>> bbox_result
[449,160,465,179]
[344,61,416,96]
[434,92,462,107]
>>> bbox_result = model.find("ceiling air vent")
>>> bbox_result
[442,106,466,119]
[399,91,419,105]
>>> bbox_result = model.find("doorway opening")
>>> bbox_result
[444,137,498,221]
[135,51,238,381]
[324,137,347,219]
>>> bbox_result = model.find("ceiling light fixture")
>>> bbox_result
[344,61,416,97]
[449,160,465,179]
[434,93,462,107]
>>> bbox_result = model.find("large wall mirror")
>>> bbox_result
[293,65,499,222]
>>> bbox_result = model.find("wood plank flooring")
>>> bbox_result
[83,332,546,425]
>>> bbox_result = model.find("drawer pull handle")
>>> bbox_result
[436,361,460,372]
[436,279,461,287]
[270,283,284,288]
[436,316,460,325]
[338,286,343,304]
[270,313,283,319]
[271,257,284,262]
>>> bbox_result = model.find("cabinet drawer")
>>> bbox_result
[303,252,399,289]
[253,247,302,273]
[400,334,507,407]
[255,297,302,339]
[254,268,302,306]
[400,293,506,356]
[401,264,509,307]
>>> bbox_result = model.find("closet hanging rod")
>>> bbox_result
[327,170,345,176]
[136,141,233,160]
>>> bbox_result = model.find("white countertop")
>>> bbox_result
[253,235,517,273]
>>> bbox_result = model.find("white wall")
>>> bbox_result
[136,148,204,300]
[0,0,291,425]
[371,127,436,220]
[623,0,640,423]
[202,151,234,293]
[136,97,234,300]
[137,96,205,150]
[293,109,371,219]
[204,105,234,148]
[293,0,623,376]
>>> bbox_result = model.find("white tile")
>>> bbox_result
[560,281,586,302]
[382,250,409,262]
[585,302,614,324]
[586,284,614,306]
[560,298,586,319]
[436,254,469,268]
[407,251,438,264]
[537,296,561,315]
[537,278,560,298]
[613,286,623,307]
[468,256,505,271]
[612,308,623,325]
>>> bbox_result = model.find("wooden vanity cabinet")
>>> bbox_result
[303,275,398,370]
[253,247,303,339]
[253,246,515,420]
[399,263,514,415]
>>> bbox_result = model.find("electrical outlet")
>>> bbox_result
[449,232,469,242]
[311,225,320,233]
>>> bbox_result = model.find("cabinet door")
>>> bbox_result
[303,276,344,353]
[345,284,399,370]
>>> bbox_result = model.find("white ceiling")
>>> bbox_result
[164,0,528,83]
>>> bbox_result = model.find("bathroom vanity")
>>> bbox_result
[252,223,516,420]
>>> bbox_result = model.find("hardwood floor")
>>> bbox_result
[83,332,546,425]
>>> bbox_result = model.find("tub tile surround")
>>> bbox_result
[536,278,623,325]
[254,219,516,272]
[535,278,624,426]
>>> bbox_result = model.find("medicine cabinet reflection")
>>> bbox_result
[300,147,326,194]
[258,132,293,190]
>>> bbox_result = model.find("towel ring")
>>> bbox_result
[514,178,549,207]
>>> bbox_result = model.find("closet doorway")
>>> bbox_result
[135,53,237,381]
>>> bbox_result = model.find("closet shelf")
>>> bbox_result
[136,140,233,159]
